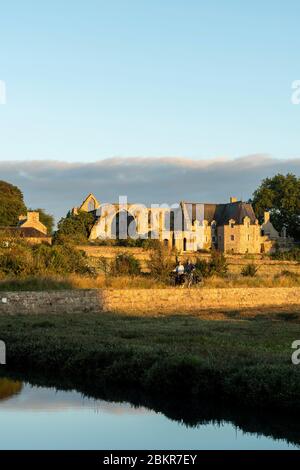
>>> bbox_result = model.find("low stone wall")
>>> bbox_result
[0,290,103,315]
[0,287,300,315]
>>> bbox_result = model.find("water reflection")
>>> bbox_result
[0,377,298,450]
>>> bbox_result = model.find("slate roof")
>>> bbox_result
[182,201,257,225]
[0,227,50,238]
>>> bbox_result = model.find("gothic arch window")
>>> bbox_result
[88,199,95,212]
[111,210,137,239]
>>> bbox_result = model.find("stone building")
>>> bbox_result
[73,194,290,254]
[0,211,52,245]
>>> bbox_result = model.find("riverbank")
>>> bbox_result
[0,309,300,413]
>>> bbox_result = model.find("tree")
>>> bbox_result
[0,181,27,226]
[54,211,95,244]
[29,208,55,234]
[252,173,300,240]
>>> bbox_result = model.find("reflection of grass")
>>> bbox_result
[1,310,300,412]
[0,378,23,400]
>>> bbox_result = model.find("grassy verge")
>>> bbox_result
[1,271,300,290]
[0,310,300,412]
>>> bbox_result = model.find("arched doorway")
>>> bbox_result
[111,210,137,239]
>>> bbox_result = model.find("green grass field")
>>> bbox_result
[0,309,300,412]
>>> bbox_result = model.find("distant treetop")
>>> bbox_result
[0,180,27,227]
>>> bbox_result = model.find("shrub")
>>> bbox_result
[115,238,145,248]
[0,243,34,276]
[194,259,211,278]
[241,263,258,277]
[271,248,300,262]
[110,253,141,276]
[0,242,92,277]
[141,239,162,250]
[209,250,228,276]
[98,256,111,275]
[195,251,228,278]
[147,243,176,281]
[89,238,117,247]
[32,244,92,275]
[278,270,299,281]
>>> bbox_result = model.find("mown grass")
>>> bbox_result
[0,310,300,412]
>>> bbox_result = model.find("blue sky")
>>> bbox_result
[0,0,300,162]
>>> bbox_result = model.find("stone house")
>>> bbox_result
[0,211,52,245]
[72,194,290,254]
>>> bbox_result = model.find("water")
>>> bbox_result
[0,378,298,450]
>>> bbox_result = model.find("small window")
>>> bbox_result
[230,222,234,228]
[231,235,234,241]
[248,235,250,241]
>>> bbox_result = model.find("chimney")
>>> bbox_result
[26,211,40,223]
[264,211,270,224]
[230,197,237,203]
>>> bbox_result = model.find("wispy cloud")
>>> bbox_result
[0,155,299,222]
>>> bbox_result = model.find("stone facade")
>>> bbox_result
[72,194,291,254]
